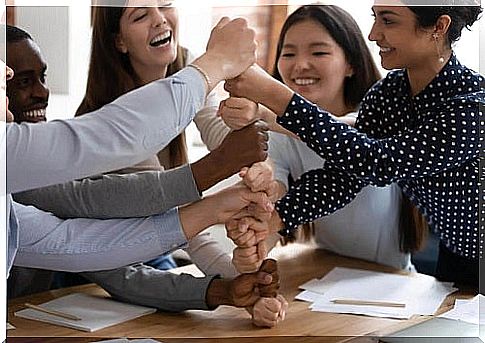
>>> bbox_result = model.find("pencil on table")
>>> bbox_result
[24,302,82,321]
[330,299,406,308]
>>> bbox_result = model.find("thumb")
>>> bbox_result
[217,99,225,116]
[214,16,230,30]
[244,191,273,212]
[255,271,272,285]
[239,167,249,178]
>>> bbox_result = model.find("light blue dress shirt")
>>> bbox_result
[4,67,206,276]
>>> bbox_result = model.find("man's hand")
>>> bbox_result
[178,183,273,240]
[213,121,269,177]
[212,183,273,225]
[206,259,280,308]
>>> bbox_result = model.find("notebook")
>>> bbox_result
[14,293,157,332]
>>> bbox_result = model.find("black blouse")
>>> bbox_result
[275,54,484,260]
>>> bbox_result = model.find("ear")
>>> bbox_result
[115,34,128,54]
[345,63,354,79]
[434,14,451,37]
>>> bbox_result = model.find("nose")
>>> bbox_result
[151,7,167,27]
[294,55,311,72]
[6,66,14,81]
[33,79,49,101]
[368,22,380,42]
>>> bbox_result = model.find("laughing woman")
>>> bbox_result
[225,1,484,287]
[10,0,284,326]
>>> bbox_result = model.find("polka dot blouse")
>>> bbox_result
[275,54,484,260]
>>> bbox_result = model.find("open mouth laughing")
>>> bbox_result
[149,31,172,48]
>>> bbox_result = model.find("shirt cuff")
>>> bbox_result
[276,93,315,141]
[275,200,299,237]
[173,67,207,110]
[153,207,188,252]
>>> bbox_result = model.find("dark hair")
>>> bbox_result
[272,5,381,110]
[77,6,188,168]
[405,2,482,45]
[276,5,382,246]
[6,24,32,43]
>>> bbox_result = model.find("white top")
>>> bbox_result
[269,131,412,270]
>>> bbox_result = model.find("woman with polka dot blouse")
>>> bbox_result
[225,1,484,286]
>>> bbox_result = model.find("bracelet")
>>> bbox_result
[188,63,211,93]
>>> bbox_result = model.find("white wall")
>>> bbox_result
[14,1,91,120]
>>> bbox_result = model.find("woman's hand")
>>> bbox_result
[224,64,294,115]
[204,17,257,80]
[250,294,288,328]
[218,97,260,130]
[239,161,280,202]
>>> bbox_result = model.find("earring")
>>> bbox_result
[432,33,445,64]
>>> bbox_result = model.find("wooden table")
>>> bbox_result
[7,243,476,343]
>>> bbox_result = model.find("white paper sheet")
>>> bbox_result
[439,294,485,325]
[301,267,457,319]
[295,290,322,303]
[15,293,157,332]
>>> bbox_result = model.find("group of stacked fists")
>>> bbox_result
[206,19,290,325]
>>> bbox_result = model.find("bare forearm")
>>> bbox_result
[190,149,235,192]
[179,197,218,240]
[205,278,233,308]
[258,82,293,116]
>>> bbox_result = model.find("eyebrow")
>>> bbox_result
[126,7,144,20]
[12,64,47,76]
[282,42,333,49]
[372,8,400,17]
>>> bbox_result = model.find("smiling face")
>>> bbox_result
[6,39,49,123]
[116,0,178,83]
[368,5,436,71]
[277,19,353,115]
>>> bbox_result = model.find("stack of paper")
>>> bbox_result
[439,294,485,325]
[296,267,457,319]
[15,293,157,332]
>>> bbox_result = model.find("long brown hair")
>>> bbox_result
[399,196,428,253]
[76,6,188,168]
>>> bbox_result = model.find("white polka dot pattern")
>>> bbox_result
[275,54,484,260]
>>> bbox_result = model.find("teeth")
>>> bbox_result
[380,47,392,53]
[23,108,46,118]
[294,78,318,86]
[150,31,171,46]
